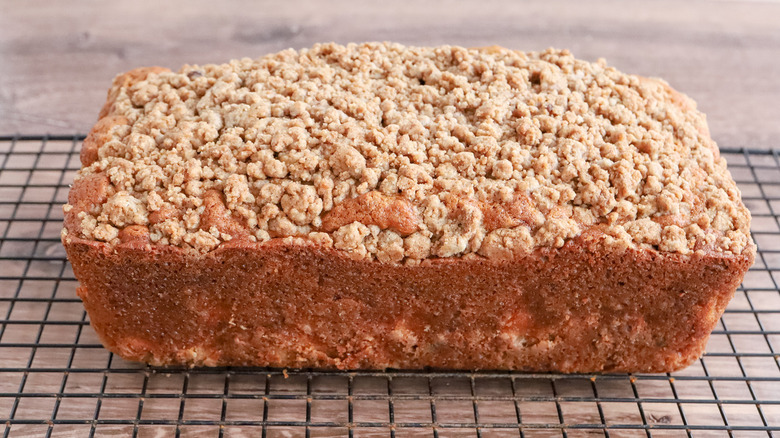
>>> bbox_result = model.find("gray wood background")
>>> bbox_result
[1,0,779,149]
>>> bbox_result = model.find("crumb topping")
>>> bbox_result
[66,42,752,261]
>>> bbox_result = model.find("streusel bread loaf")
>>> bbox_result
[63,43,754,372]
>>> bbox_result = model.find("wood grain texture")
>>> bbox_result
[1,0,779,149]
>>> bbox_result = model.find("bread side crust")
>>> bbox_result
[63,225,753,372]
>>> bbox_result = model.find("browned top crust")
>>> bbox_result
[63,43,753,263]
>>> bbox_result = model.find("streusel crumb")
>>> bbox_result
[67,42,752,261]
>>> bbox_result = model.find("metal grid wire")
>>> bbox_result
[0,135,779,438]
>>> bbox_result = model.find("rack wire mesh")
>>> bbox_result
[0,135,778,437]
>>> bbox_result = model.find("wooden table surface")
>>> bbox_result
[1,0,779,149]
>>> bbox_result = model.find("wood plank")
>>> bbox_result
[1,0,779,149]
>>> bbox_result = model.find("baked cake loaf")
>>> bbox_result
[63,43,755,372]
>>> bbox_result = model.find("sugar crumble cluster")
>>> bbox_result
[64,43,752,262]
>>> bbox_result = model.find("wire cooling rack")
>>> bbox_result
[0,135,779,438]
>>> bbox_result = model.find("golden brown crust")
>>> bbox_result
[64,172,111,236]
[480,194,537,232]
[199,189,252,240]
[81,115,130,166]
[117,225,151,249]
[320,191,419,235]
